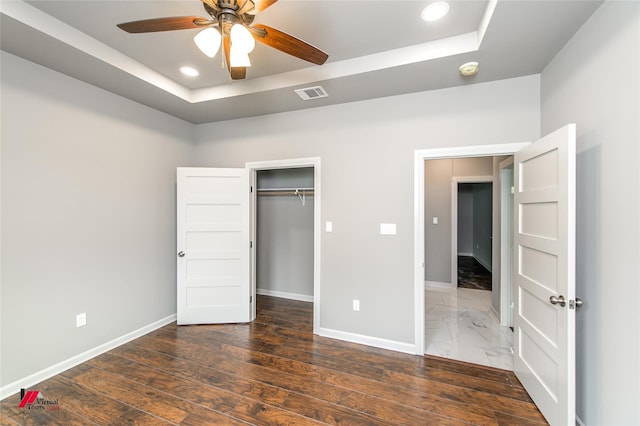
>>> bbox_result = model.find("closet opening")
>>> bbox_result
[246,158,321,333]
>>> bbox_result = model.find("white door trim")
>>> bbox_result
[499,157,515,327]
[245,157,321,335]
[450,176,493,289]
[414,142,529,355]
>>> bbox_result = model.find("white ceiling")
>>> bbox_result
[1,0,602,124]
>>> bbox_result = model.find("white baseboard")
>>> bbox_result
[489,306,500,324]
[318,327,415,355]
[458,252,474,257]
[425,280,456,289]
[474,256,492,273]
[256,288,313,302]
[0,314,176,401]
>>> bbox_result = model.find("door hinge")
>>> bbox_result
[569,298,583,310]
[250,241,253,248]
[250,186,253,193]
[250,296,253,303]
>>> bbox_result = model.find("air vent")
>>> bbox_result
[295,86,328,101]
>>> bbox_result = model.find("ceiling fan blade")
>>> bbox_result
[252,24,328,65]
[254,0,278,13]
[223,36,247,80]
[117,16,212,33]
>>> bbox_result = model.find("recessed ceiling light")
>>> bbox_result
[459,61,479,76]
[180,66,199,77]
[421,1,450,22]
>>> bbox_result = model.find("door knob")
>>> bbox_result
[549,295,566,307]
[178,251,185,258]
[575,298,583,308]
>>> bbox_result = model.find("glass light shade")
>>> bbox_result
[194,28,221,58]
[230,46,251,67]
[230,24,255,53]
[421,1,450,22]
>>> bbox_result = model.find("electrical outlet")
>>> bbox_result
[353,299,360,311]
[76,312,87,328]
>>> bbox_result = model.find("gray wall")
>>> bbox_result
[540,1,640,424]
[257,168,314,298]
[193,82,539,345]
[424,157,494,284]
[0,52,194,387]
[457,185,474,255]
[425,159,454,283]
[472,183,492,271]
[457,183,493,267]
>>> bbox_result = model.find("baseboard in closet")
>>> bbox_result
[256,288,313,303]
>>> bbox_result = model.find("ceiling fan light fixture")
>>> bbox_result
[421,1,450,22]
[230,24,255,53]
[230,47,251,67]
[194,28,221,58]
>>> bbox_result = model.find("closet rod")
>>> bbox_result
[256,187,314,192]
[257,192,314,196]
[256,188,314,205]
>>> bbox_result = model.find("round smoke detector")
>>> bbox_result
[459,61,479,76]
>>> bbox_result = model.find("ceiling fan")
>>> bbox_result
[117,0,329,80]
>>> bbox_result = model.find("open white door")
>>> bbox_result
[176,167,251,325]
[513,124,576,425]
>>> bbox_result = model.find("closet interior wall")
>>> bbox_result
[256,168,314,301]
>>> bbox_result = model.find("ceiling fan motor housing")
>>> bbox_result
[204,0,256,35]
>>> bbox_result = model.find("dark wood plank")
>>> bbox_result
[494,411,550,425]
[123,320,503,425]
[0,391,94,426]
[381,369,545,422]
[111,344,290,406]
[1,295,547,425]
[279,392,398,425]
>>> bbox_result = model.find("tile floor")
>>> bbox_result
[425,286,514,370]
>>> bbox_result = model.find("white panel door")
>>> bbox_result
[176,167,250,325]
[514,124,576,425]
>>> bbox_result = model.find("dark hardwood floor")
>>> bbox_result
[458,256,492,291]
[1,296,546,425]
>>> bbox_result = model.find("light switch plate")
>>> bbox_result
[432,217,438,225]
[326,222,333,232]
[380,223,397,235]
[76,312,87,328]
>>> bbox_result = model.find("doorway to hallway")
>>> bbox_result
[423,156,512,370]
[425,287,514,369]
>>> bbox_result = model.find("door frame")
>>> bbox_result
[245,157,321,334]
[499,157,515,327]
[414,142,529,355]
[450,176,493,289]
